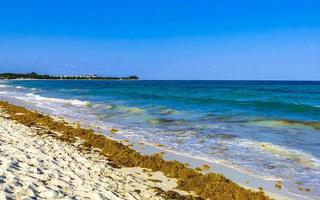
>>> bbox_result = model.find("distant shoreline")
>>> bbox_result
[1,78,140,81]
[0,72,139,80]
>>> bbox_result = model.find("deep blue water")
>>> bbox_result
[1,80,319,198]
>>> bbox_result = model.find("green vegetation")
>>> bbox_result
[0,72,139,80]
[0,101,271,200]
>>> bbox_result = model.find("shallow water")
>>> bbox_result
[1,80,319,199]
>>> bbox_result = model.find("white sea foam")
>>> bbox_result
[236,139,320,169]
[0,84,11,88]
[0,91,11,95]
[0,85,89,108]
[24,93,91,107]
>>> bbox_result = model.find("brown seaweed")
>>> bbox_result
[0,101,271,200]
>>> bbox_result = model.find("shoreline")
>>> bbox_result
[0,100,274,200]
[0,92,316,200]
[96,124,307,200]
[0,103,196,199]
[0,78,140,81]
[0,79,140,81]
[0,116,196,199]
[11,99,310,200]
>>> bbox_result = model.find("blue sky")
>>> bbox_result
[0,0,319,80]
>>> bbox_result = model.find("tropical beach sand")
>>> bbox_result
[0,101,302,200]
[0,112,191,199]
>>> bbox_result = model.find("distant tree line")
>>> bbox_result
[0,72,139,80]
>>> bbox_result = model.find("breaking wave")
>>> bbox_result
[24,93,91,107]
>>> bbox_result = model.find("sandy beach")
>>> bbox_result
[1,100,314,200]
[0,101,276,200]
[0,109,195,199]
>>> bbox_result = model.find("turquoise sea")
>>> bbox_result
[0,80,319,198]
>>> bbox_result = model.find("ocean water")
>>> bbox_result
[0,80,319,198]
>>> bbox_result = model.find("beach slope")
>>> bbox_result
[0,112,193,199]
[0,101,270,200]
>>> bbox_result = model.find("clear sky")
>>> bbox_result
[0,0,319,80]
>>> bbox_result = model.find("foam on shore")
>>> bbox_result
[24,93,91,107]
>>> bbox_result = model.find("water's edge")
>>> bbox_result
[1,80,319,199]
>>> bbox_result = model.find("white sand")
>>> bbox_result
[0,115,181,200]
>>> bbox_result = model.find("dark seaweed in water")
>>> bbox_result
[207,133,238,140]
[250,119,320,130]
[148,118,186,125]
